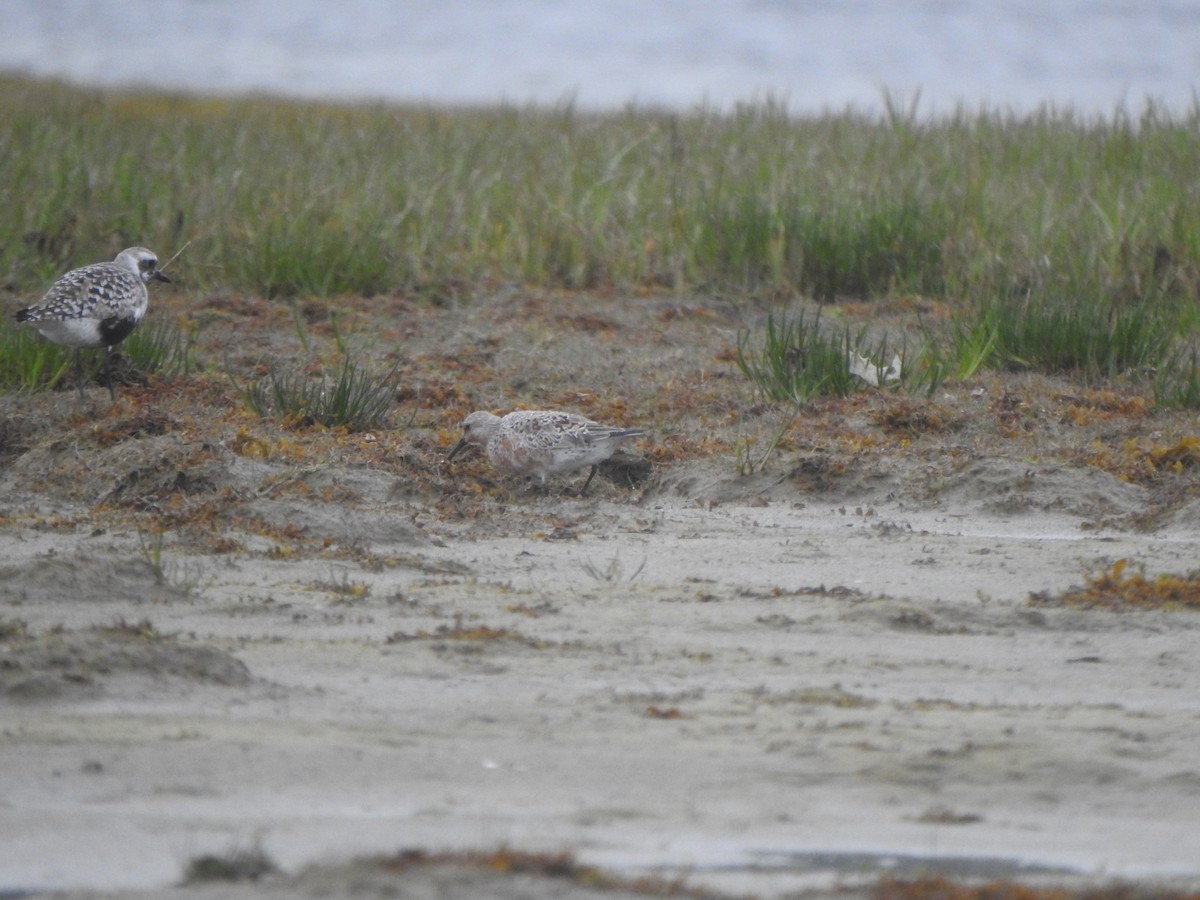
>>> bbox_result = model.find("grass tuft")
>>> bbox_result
[736,308,863,401]
[736,307,926,401]
[976,291,1174,379]
[240,354,399,430]
[122,318,199,380]
[0,312,195,393]
[182,845,278,884]
[0,316,74,392]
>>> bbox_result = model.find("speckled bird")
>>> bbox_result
[448,409,646,494]
[14,246,170,400]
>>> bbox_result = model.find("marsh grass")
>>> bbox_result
[953,291,1176,379]
[0,313,196,392]
[240,354,399,430]
[0,319,74,392]
[3,77,1200,401]
[697,194,947,300]
[736,308,860,401]
[3,78,1199,302]
[1155,342,1200,409]
[122,318,199,379]
[736,307,934,401]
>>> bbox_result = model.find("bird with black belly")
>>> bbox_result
[14,246,170,401]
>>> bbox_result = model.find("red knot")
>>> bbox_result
[14,247,170,401]
[448,409,646,494]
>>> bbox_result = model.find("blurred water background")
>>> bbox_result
[1,1,1197,117]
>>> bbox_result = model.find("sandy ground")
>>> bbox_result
[2,285,1200,898]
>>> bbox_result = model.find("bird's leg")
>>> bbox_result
[73,348,86,403]
[103,346,116,401]
[577,465,599,496]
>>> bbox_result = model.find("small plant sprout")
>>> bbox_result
[734,405,799,476]
[579,553,646,585]
[138,529,168,583]
[313,568,372,601]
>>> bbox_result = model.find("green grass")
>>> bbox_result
[1155,342,1200,409]
[0,313,195,393]
[737,307,942,402]
[239,354,400,430]
[694,192,947,300]
[2,78,1199,303]
[0,320,74,392]
[736,308,866,401]
[122,318,199,379]
[949,290,1176,379]
[2,77,1199,402]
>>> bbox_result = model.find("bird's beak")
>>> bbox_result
[447,436,470,462]
[153,271,171,283]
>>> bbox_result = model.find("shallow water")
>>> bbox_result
[1,0,1197,116]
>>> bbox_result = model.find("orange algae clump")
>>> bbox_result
[1029,558,1200,610]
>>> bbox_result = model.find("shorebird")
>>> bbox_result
[14,246,170,401]
[448,409,646,494]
